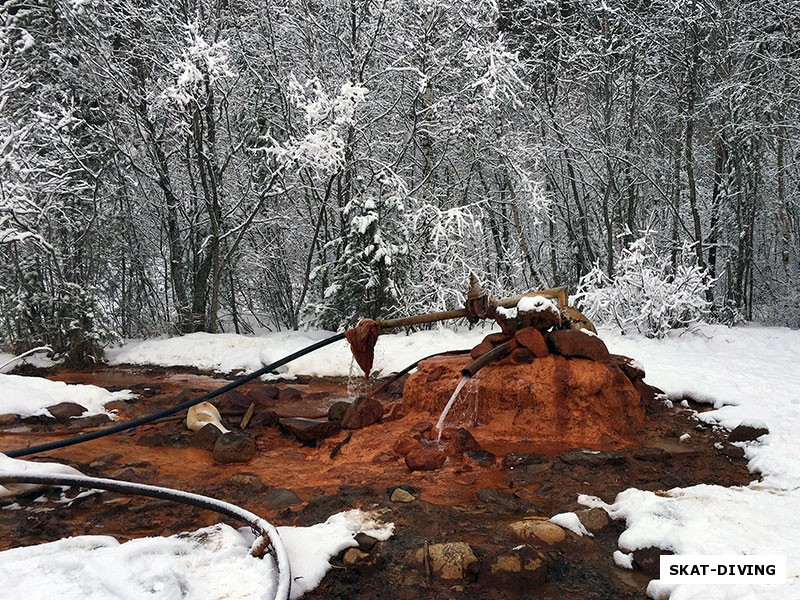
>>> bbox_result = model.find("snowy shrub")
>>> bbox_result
[573,233,712,338]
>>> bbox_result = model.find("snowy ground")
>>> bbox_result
[2,323,800,598]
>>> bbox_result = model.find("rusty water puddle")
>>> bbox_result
[1,365,753,600]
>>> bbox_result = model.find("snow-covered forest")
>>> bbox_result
[1,0,798,364]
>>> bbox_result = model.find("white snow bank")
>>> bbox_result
[600,324,800,490]
[0,373,135,419]
[549,512,592,537]
[600,485,800,600]
[0,512,392,600]
[107,327,496,378]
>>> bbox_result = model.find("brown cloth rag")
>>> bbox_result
[345,318,381,377]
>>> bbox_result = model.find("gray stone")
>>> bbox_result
[279,417,340,443]
[189,423,222,450]
[263,487,301,509]
[390,488,415,503]
[559,448,627,467]
[212,431,257,463]
[728,423,769,443]
[45,402,86,420]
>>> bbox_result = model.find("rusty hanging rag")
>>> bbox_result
[345,318,381,377]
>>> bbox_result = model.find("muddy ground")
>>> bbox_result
[0,365,753,599]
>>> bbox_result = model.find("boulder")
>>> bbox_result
[45,402,86,420]
[189,423,222,450]
[728,423,769,443]
[415,542,478,581]
[327,400,351,423]
[279,417,340,443]
[340,396,384,429]
[439,427,482,455]
[212,431,257,463]
[480,545,548,592]
[405,444,447,471]
[514,327,547,355]
[403,353,645,444]
[508,518,566,546]
[546,328,610,361]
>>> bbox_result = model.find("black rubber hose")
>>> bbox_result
[3,332,347,458]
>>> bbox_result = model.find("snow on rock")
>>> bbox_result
[0,374,135,419]
[516,295,558,315]
[278,509,394,599]
[549,512,592,537]
[605,485,800,600]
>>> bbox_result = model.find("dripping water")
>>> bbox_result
[435,375,471,442]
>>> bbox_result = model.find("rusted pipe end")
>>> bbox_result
[461,341,513,377]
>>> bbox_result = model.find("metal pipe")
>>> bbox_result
[461,341,514,377]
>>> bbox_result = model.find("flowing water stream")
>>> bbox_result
[435,374,471,442]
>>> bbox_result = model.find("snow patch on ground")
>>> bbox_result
[0,373,135,419]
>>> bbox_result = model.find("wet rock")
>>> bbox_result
[342,547,385,574]
[88,453,122,469]
[633,447,669,462]
[632,546,674,577]
[439,427,481,455]
[382,401,406,421]
[70,413,112,428]
[263,487,301,509]
[464,449,496,467]
[515,328,549,357]
[484,332,513,345]
[212,431,257,463]
[341,396,384,429]
[405,445,447,471]
[576,507,609,532]
[416,542,478,581]
[355,532,379,552]
[0,414,18,426]
[279,417,340,443]
[393,433,420,455]
[728,423,769,443]
[327,400,351,423]
[476,488,524,513]
[508,518,566,545]
[510,347,534,364]
[502,452,550,470]
[411,421,434,436]
[229,472,266,491]
[277,387,302,403]
[608,354,646,381]
[481,545,548,592]
[720,443,746,459]
[634,380,666,412]
[390,488,416,503]
[250,409,278,428]
[246,385,279,405]
[559,449,627,467]
[546,328,610,361]
[189,422,222,450]
[136,432,179,447]
[219,390,250,414]
[45,402,86,420]
[470,341,494,360]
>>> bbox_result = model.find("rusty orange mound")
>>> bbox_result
[402,354,645,446]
